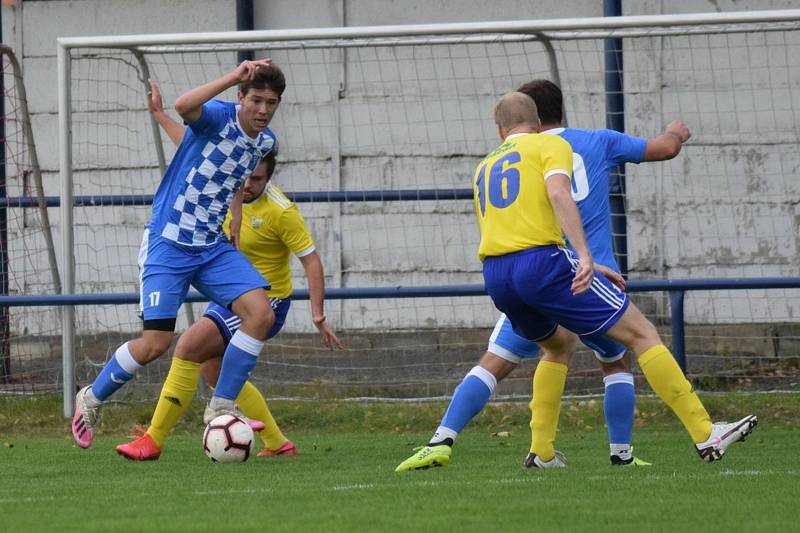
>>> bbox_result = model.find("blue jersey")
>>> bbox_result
[148,100,277,247]
[544,128,646,271]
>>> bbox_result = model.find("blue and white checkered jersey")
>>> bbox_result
[543,127,647,272]
[148,99,277,247]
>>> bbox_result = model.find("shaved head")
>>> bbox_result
[493,91,541,132]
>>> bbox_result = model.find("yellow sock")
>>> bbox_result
[146,358,200,448]
[638,344,712,443]
[529,360,568,461]
[235,381,287,450]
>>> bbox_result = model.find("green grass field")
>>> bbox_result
[1,393,798,532]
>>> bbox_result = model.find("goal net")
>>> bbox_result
[23,12,800,402]
[0,45,61,394]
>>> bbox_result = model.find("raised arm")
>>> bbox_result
[174,58,272,124]
[547,173,593,295]
[298,251,342,350]
[147,79,184,146]
[643,120,691,161]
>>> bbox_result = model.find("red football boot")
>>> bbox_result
[257,440,299,458]
[116,433,162,461]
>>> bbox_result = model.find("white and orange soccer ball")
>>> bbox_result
[202,414,255,463]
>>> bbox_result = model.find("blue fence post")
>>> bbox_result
[236,0,255,63]
[669,290,686,373]
[604,0,628,276]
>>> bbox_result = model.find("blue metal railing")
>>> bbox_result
[4,277,799,372]
[0,189,475,208]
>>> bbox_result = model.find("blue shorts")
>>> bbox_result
[204,297,291,344]
[138,229,270,322]
[488,313,627,364]
[483,245,629,346]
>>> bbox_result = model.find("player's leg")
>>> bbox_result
[73,230,190,448]
[202,299,297,456]
[604,304,710,440]
[600,358,642,465]
[115,322,215,460]
[395,347,518,472]
[237,380,296,456]
[205,358,294,455]
[430,315,535,447]
[207,289,274,416]
[192,244,275,420]
[84,329,175,406]
[524,326,576,468]
[433,352,515,445]
[579,334,649,466]
[604,303,756,461]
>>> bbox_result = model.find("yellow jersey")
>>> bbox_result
[473,133,573,260]
[223,183,315,299]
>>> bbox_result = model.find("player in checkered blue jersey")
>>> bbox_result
[71,60,286,449]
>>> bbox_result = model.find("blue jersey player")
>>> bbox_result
[397,81,754,472]
[72,59,285,448]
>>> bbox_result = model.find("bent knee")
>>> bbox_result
[136,333,174,363]
[600,358,630,375]
[243,305,275,337]
[629,321,662,349]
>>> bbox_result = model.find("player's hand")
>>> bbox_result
[594,263,626,291]
[229,213,242,249]
[232,59,272,83]
[229,228,240,249]
[665,120,691,143]
[313,316,343,350]
[147,79,164,114]
[571,255,594,295]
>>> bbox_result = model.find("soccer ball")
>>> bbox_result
[202,414,255,463]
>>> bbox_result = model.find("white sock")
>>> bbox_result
[430,426,458,445]
[610,443,631,460]
[84,387,102,407]
[115,342,144,374]
[209,396,235,410]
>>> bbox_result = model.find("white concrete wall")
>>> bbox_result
[1,0,798,338]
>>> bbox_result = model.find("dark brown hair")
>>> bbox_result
[240,63,286,97]
[516,79,563,124]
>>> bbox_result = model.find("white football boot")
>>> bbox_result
[523,450,567,468]
[695,414,758,462]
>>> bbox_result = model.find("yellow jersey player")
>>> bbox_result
[481,92,755,466]
[116,82,342,460]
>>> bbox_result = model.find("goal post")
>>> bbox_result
[47,10,800,414]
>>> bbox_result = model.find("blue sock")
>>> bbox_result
[214,330,264,401]
[91,342,141,401]
[434,366,497,443]
[604,372,635,447]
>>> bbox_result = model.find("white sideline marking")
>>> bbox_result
[719,469,762,476]
[488,477,540,484]
[718,469,800,477]
[0,496,57,504]
[193,487,273,496]
[330,483,375,491]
